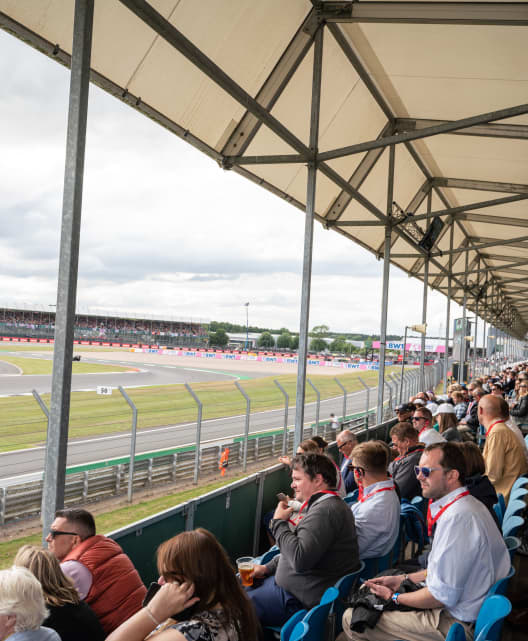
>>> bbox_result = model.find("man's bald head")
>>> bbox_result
[336,430,358,459]
[478,394,509,423]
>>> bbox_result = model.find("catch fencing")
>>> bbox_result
[0,363,443,525]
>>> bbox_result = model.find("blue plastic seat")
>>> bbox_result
[493,502,503,527]
[512,475,528,492]
[445,595,512,641]
[360,549,393,580]
[503,498,526,522]
[288,587,338,641]
[473,594,512,641]
[344,489,359,505]
[509,486,528,502]
[502,514,524,537]
[504,535,521,561]
[280,609,307,641]
[257,545,280,564]
[333,563,365,635]
[487,566,515,596]
[497,494,506,521]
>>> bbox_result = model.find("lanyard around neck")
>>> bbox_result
[290,490,340,525]
[485,419,506,437]
[427,490,469,536]
[358,484,396,504]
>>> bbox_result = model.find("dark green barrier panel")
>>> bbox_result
[193,481,258,562]
[109,507,186,583]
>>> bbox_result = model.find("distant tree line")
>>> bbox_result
[208,319,401,350]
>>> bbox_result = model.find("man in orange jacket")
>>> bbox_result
[46,508,146,634]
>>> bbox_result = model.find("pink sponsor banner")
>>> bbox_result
[373,340,445,353]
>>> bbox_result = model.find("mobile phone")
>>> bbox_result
[277,492,289,502]
[142,581,161,607]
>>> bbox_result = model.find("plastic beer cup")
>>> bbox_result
[237,556,254,587]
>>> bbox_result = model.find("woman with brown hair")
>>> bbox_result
[457,442,500,528]
[13,546,105,641]
[106,528,259,641]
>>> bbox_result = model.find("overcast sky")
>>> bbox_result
[0,29,472,340]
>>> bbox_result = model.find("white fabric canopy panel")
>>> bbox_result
[1,0,527,336]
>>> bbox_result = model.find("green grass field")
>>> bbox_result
[0,366,399,452]
[0,355,133,376]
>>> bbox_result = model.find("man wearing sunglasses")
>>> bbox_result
[46,508,146,634]
[336,430,359,493]
[338,442,510,641]
[412,408,444,447]
[349,441,400,560]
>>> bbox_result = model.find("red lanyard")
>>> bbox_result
[485,419,506,438]
[289,490,340,525]
[394,447,424,462]
[358,484,396,503]
[427,490,470,536]
[418,426,429,439]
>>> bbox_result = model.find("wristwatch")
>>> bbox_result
[391,592,400,605]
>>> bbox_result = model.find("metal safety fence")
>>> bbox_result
[0,363,444,526]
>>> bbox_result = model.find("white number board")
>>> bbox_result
[96,386,113,395]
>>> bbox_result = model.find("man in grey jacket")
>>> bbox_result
[249,453,360,626]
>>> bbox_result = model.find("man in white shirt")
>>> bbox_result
[338,442,510,641]
[412,407,445,447]
[350,441,400,559]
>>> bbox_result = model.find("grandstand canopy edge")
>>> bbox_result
[2,1,527,339]
[2,0,528,528]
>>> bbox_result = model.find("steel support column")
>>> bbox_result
[294,26,323,452]
[377,144,395,423]
[459,248,470,383]
[420,191,431,390]
[473,259,480,377]
[443,221,454,392]
[41,0,93,539]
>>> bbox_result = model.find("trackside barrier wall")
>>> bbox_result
[108,416,397,584]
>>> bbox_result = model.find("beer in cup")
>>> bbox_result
[236,556,254,587]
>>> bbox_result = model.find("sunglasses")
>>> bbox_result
[414,465,442,478]
[48,529,78,539]
[412,416,426,422]
[337,442,350,451]
[348,465,365,475]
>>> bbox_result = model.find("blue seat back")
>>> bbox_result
[400,501,428,558]
[474,594,512,641]
[280,609,307,641]
[497,494,506,520]
[289,621,309,641]
[360,549,393,580]
[333,563,365,635]
[510,486,528,502]
[344,489,359,505]
[487,566,515,596]
[502,514,523,538]
[259,545,280,564]
[493,503,503,527]
[288,587,337,641]
[504,535,521,561]
[512,475,528,492]
[444,621,466,641]
[503,498,526,522]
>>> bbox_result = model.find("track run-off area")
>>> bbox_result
[0,346,399,485]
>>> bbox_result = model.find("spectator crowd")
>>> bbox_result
[2,363,528,640]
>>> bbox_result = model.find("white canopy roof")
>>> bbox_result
[2,0,527,337]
